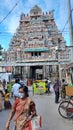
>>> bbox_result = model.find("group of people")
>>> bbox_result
[0,76,68,129]
[0,78,29,112]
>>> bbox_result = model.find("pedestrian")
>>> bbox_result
[12,79,21,99]
[61,79,68,98]
[45,81,48,93]
[2,79,7,91]
[53,78,60,103]
[44,78,51,93]
[4,89,12,110]
[23,78,27,86]
[47,82,51,93]
[5,84,37,130]
[0,80,3,111]
[47,79,51,93]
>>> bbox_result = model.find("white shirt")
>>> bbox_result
[23,79,27,86]
[12,83,21,97]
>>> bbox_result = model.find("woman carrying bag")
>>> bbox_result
[5,85,37,130]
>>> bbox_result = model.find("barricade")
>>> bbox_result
[65,86,73,96]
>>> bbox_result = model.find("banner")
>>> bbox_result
[32,81,46,94]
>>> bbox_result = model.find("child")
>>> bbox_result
[4,89,12,109]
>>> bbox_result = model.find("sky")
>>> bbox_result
[0,0,73,50]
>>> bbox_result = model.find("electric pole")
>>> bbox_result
[67,0,73,62]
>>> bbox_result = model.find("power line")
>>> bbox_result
[61,8,73,33]
[0,0,20,24]
[0,29,70,34]
[0,2,72,38]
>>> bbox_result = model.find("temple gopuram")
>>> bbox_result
[6,5,70,81]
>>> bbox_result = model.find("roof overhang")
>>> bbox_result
[65,62,73,70]
[24,48,49,52]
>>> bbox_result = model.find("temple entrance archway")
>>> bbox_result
[30,66,43,80]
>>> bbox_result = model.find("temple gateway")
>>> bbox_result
[6,5,70,81]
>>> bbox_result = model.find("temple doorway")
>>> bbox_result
[30,66,43,80]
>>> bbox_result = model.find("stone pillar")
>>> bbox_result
[27,66,30,78]
[43,65,46,79]
[13,66,15,75]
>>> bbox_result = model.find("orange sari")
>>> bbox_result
[12,97,36,130]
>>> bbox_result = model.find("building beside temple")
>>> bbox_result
[5,5,70,81]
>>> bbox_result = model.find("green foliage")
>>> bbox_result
[68,84,73,87]
[7,83,12,93]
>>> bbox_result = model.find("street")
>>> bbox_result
[0,86,73,130]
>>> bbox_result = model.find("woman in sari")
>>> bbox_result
[5,85,37,130]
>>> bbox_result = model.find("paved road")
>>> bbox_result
[0,86,73,130]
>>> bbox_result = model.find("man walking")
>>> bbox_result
[12,79,21,99]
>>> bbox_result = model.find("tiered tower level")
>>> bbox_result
[7,5,69,62]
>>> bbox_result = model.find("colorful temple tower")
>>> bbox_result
[7,5,70,81]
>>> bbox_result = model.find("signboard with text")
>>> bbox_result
[32,81,46,94]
